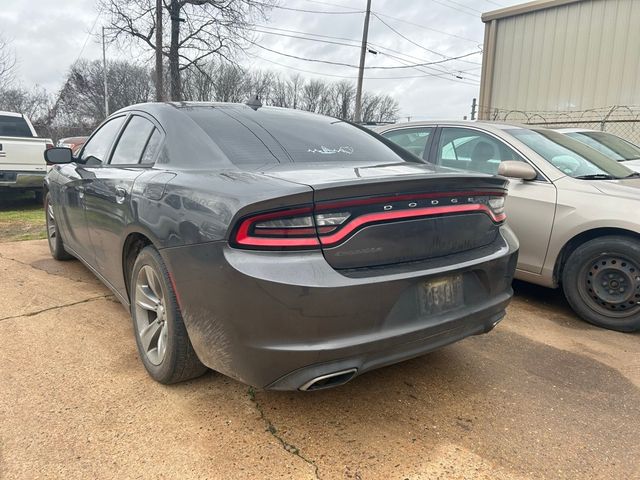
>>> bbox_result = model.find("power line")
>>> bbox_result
[371,13,482,65]
[255,2,363,14]
[376,50,479,84]
[251,24,482,79]
[253,23,477,68]
[429,0,480,17]
[295,0,483,44]
[75,11,102,64]
[248,40,481,70]
[251,24,362,45]
[251,28,361,49]
[443,0,483,14]
[251,54,481,84]
[372,12,480,44]
[300,0,362,11]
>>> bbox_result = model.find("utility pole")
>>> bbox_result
[169,0,182,101]
[102,26,109,117]
[354,0,371,124]
[155,0,164,102]
[470,97,477,120]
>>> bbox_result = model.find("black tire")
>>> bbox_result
[130,246,207,384]
[45,192,74,261]
[34,190,43,204]
[562,236,640,332]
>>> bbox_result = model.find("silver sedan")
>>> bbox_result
[377,121,640,332]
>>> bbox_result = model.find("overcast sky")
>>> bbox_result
[0,0,524,121]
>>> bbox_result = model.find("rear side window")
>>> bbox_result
[81,116,126,165]
[140,129,163,164]
[0,115,33,137]
[110,116,156,165]
[185,107,407,166]
[382,127,433,159]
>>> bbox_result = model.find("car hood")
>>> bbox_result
[591,176,640,199]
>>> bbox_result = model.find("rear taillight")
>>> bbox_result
[234,207,321,248]
[232,191,506,250]
[46,143,54,150]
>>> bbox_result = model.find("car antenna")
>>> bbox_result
[246,95,262,111]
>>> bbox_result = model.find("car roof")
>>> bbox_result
[555,128,597,133]
[0,111,24,118]
[374,120,531,133]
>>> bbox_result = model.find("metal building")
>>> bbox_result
[479,0,640,124]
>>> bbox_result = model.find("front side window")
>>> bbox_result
[508,128,634,179]
[80,116,126,165]
[110,116,156,165]
[382,127,433,158]
[436,127,525,175]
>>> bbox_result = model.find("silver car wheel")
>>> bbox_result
[46,202,56,248]
[134,265,168,366]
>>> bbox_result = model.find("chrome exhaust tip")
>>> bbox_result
[299,368,358,391]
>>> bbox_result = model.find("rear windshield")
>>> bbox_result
[0,115,33,137]
[184,106,410,166]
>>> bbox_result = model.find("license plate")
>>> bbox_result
[421,274,464,315]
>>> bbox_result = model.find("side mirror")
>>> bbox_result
[44,147,73,165]
[498,161,537,180]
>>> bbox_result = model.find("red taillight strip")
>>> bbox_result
[319,204,505,246]
[235,206,320,247]
[315,190,505,211]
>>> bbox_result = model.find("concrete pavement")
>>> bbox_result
[1,240,638,479]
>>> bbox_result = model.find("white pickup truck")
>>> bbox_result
[0,111,53,201]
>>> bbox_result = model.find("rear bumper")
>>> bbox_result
[0,170,46,189]
[162,225,519,390]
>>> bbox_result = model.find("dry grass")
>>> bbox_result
[0,192,46,242]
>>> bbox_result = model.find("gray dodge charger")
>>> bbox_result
[43,102,518,390]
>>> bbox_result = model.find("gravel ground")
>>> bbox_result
[1,240,639,480]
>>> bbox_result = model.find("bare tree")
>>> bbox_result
[301,79,328,113]
[331,80,355,120]
[0,87,50,121]
[359,92,380,123]
[182,61,216,100]
[57,59,152,127]
[100,0,274,101]
[287,74,303,110]
[212,62,246,102]
[0,36,16,89]
[270,74,289,108]
[375,94,400,122]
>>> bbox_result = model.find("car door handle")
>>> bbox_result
[115,186,127,204]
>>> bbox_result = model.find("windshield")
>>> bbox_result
[565,131,640,162]
[506,128,634,179]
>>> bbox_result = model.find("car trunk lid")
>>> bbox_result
[260,162,507,269]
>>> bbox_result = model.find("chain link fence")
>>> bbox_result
[481,106,640,145]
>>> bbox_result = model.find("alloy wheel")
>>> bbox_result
[134,265,169,366]
[46,201,56,250]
